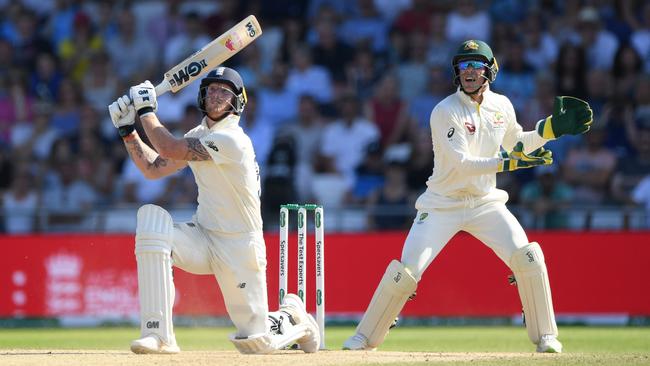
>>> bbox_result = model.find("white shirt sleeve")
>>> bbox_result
[432,105,499,175]
[199,132,244,164]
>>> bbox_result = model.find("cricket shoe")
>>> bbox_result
[342,333,375,351]
[281,294,320,353]
[130,334,180,354]
[536,334,562,353]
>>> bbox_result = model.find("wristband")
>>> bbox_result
[137,107,154,117]
[118,125,135,138]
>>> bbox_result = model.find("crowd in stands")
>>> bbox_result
[1,0,649,233]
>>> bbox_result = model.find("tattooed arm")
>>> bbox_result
[122,132,188,179]
[139,114,212,162]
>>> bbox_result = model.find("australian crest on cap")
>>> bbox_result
[464,40,479,50]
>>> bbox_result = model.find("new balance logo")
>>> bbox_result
[206,141,219,152]
[237,282,246,288]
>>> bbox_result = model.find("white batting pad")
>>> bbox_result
[356,260,417,348]
[509,242,558,344]
[135,204,176,347]
[230,311,311,354]
[229,333,275,354]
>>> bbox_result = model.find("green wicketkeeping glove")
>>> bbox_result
[536,96,593,140]
[498,142,553,172]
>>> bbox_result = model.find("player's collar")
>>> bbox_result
[201,114,240,131]
[456,84,492,106]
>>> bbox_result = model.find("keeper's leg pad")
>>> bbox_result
[509,242,558,344]
[356,260,417,348]
[135,204,176,347]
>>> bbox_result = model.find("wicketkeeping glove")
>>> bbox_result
[536,96,593,140]
[130,80,158,117]
[497,142,553,172]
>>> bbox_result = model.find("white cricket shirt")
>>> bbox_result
[184,114,263,233]
[415,85,548,209]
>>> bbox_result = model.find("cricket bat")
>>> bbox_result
[154,15,262,96]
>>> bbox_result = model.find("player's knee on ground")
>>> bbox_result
[357,260,417,348]
[509,242,558,344]
[135,204,176,345]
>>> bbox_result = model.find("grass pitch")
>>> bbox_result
[0,326,648,365]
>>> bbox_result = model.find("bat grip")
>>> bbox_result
[155,79,171,96]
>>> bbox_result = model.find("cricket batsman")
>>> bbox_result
[108,67,319,354]
[343,40,593,353]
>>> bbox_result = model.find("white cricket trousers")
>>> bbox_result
[401,201,529,280]
[171,221,269,336]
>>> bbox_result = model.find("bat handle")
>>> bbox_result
[155,79,171,96]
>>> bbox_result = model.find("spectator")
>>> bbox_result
[42,141,98,230]
[82,51,118,111]
[0,71,35,143]
[630,2,650,73]
[285,47,333,104]
[11,102,59,161]
[563,127,617,204]
[522,13,559,72]
[554,42,588,100]
[317,93,380,190]
[364,73,413,148]
[397,32,430,100]
[240,90,275,173]
[575,6,619,71]
[631,175,650,228]
[237,43,268,90]
[310,18,354,84]
[106,8,157,83]
[164,11,210,69]
[425,11,456,68]
[50,78,82,137]
[392,0,434,36]
[351,140,384,204]
[257,62,299,127]
[29,52,63,102]
[366,161,411,231]
[2,164,38,233]
[58,12,104,82]
[409,65,450,131]
[492,37,536,111]
[346,47,381,101]
[11,8,54,70]
[445,0,491,42]
[611,44,644,99]
[282,95,325,202]
[611,116,650,204]
[520,165,574,229]
[338,0,389,53]
[405,131,433,198]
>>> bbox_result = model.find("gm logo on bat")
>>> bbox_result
[169,59,208,88]
[246,21,256,37]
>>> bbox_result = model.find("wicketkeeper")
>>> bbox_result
[343,40,593,353]
[108,67,319,354]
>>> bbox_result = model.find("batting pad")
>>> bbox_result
[510,242,558,344]
[357,260,417,348]
[135,204,176,346]
[230,316,309,354]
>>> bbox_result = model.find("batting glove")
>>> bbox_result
[130,80,158,117]
[536,96,593,140]
[498,142,553,172]
[108,95,136,137]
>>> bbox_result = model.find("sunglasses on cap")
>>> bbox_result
[457,60,488,70]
